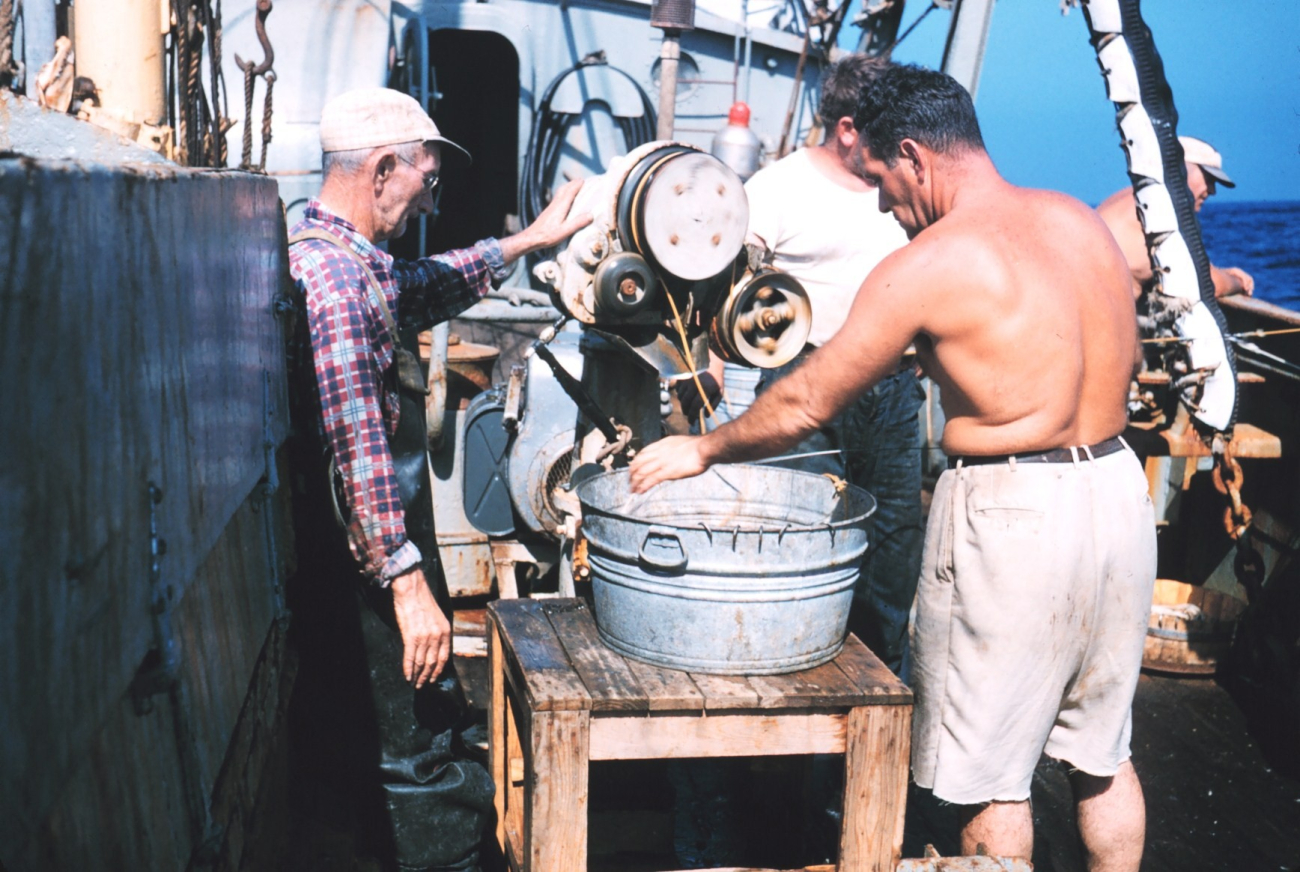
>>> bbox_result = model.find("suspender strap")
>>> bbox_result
[288,230,429,396]
[289,229,446,602]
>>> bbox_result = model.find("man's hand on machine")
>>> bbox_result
[629,435,710,493]
[498,179,594,263]
[390,568,452,688]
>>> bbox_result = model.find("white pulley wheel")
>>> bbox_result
[638,153,748,281]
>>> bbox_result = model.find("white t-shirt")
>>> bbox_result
[744,148,909,347]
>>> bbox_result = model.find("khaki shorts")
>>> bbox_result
[910,447,1156,804]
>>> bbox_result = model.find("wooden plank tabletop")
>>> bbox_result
[488,598,913,713]
[490,598,591,712]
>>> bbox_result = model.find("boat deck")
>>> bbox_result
[281,645,1300,871]
[907,672,1300,871]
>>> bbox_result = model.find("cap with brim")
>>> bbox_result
[1178,135,1234,188]
[320,87,471,167]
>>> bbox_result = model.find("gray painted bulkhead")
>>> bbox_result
[220,0,821,253]
[0,98,292,870]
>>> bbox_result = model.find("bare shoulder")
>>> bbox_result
[1096,186,1134,217]
[1030,187,1112,230]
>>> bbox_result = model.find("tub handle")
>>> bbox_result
[638,526,688,573]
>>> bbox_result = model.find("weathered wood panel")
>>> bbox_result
[0,155,290,870]
[7,486,293,871]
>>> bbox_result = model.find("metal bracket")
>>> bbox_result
[503,364,526,433]
[130,483,177,715]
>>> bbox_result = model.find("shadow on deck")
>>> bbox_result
[280,653,1300,871]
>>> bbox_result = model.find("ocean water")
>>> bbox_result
[1196,200,1300,312]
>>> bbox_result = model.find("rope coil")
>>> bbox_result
[0,0,18,90]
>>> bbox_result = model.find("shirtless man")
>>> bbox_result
[630,64,1157,871]
[1097,135,1253,299]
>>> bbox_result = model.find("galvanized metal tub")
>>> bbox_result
[575,464,876,674]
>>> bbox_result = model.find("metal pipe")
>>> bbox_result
[73,0,167,124]
[456,301,564,322]
[731,20,740,105]
[742,19,753,103]
[20,0,57,98]
[655,31,680,140]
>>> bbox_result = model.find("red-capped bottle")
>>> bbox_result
[710,101,764,181]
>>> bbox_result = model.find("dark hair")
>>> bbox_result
[818,55,888,129]
[852,64,985,165]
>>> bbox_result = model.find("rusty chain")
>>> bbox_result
[1212,443,1266,601]
[1211,449,1251,540]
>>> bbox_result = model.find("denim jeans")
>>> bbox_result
[840,369,925,678]
[757,362,925,677]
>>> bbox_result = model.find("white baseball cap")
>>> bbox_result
[1178,136,1234,188]
[319,88,471,166]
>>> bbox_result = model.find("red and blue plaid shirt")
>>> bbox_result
[288,200,506,583]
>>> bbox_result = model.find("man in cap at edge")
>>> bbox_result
[1098,135,1254,299]
[286,88,588,871]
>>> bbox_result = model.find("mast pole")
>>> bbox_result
[939,0,997,99]
[73,0,167,125]
[649,0,696,140]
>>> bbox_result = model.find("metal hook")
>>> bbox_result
[234,0,275,76]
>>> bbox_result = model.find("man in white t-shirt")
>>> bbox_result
[682,55,922,675]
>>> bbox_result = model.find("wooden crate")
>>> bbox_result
[488,598,913,872]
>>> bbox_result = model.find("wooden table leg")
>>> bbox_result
[525,709,591,872]
[489,621,506,853]
[840,705,912,872]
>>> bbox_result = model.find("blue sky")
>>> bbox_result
[848,0,1300,205]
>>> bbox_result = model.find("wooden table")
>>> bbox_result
[488,598,914,872]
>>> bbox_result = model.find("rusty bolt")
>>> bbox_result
[670,234,679,246]
[711,234,721,246]
[619,276,641,298]
[717,184,725,196]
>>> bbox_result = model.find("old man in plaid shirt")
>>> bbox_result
[287,88,587,872]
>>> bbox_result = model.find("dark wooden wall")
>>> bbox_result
[0,158,292,871]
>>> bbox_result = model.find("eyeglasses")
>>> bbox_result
[396,152,440,194]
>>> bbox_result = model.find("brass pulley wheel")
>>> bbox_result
[711,268,813,368]
[616,145,748,281]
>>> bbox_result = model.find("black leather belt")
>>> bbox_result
[948,435,1127,469]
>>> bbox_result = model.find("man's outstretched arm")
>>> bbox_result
[1211,263,1254,299]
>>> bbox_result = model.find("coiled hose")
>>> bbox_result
[519,56,658,228]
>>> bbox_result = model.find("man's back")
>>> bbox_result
[880,185,1136,456]
[628,64,1156,871]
